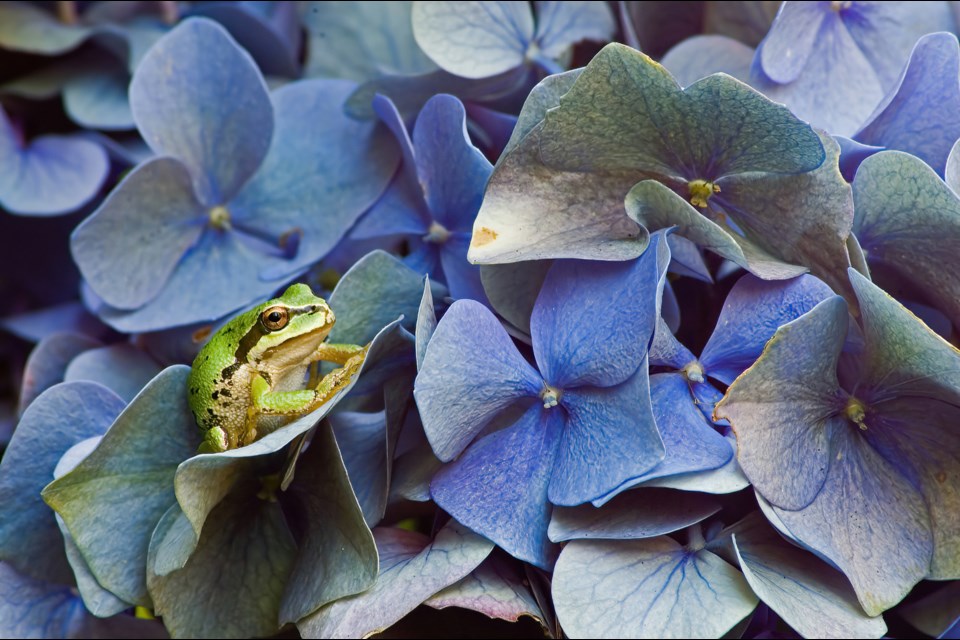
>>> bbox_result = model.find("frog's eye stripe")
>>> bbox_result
[260,306,289,331]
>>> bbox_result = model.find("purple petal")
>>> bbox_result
[549,365,665,506]
[414,299,541,461]
[431,404,564,569]
[413,94,492,231]
[701,274,834,385]
[532,233,665,389]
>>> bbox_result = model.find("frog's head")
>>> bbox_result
[243,283,336,367]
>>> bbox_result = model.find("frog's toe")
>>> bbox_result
[198,427,229,453]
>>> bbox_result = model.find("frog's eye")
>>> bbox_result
[261,307,289,331]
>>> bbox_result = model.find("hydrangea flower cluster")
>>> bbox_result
[1,2,959,639]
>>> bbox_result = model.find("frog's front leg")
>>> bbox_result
[307,342,367,387]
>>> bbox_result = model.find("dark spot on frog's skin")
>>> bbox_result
[220,362,242,381]
[211,390,219,400]
[260,371,272,386]
[206,408,215,416]
[190,387,198,395]
[219,389,232,398]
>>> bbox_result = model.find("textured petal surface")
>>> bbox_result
[71,157,205,310]
[732,513,887,639]
[853,151,960,330]
[129,18,273,205]
[548,488,719,542]
[550,367,665,506]
[42,367,199,606]
[431,404,564,569]
[715,297,849,511]
[701,274,834,385]
[661,35,754,87]
[532,233,664,388]
[298,521,493,638]
[553,537,757,639]
[854,33,960,176]
[412,1,533,79]
[0,382,122,585]
[425,555,544,624]
[415,299,541,461]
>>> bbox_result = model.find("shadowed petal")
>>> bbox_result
[701,274,834,385]
[534,1,615,58]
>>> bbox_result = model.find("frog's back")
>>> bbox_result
[187,306,261,436]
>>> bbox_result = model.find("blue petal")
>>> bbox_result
[71,157,206,310]
[553,536,757,637]
[373,93,418,185]
[549,365,665,506]
[17,332,101,413]
[129,18,273,205]
[42,368,199,607]
[715,297,850,511]
[641,432,750,495]
[63,65,134,131]
[649,318,696,370]
[641,373,731,480]
[191,1,301,78]
[413,94,492,231]
[757,1,825,83]
[834,135,883,182]
[415,278,437,371]
[533,1,615,59]
[349,175,431,240]
[549,488,719,542]
[732,512,887,638]
[0,562,165,639]
[660,34,754,87]
[329,411,388,527]
[0,382,123,585]
[414,299,541,461]
[230,79,399,280]
[298,521,493,638]
[773,424,932,616]
[439,234,487,303]
[430,404,563,569]
[667,235,712,282]
[63,344,161,403]
[700,274,834,385]
[855,33,960,175]
[532,234,664,389]
[0,109,108,216]
[478,260,552,335]
[412,1,533,79]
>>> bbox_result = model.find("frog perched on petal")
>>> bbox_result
[187,283,366,452]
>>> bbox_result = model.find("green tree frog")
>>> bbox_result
[187,283,366,452]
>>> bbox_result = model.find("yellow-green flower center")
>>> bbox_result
[208,205,232,230]
[424,221,451,244]
[688,179,721,208]
[541,384,562,409]
[830,1,853,11]
[682,361,705,383]
[844,396,868,431]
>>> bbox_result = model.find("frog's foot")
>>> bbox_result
[198,426,229,453]
[312,342,368,366]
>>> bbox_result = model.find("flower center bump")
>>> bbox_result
[844,396,868,431]
[830,1,853,11]
[424,221,451,244]
[682,361,705,383]
[540,383,562,409]
[688,179,721,208]
[208,205,232,230]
